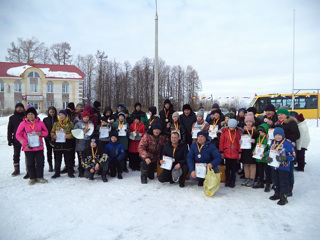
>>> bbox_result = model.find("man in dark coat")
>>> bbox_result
[159,99,174,128]
[7,103,25,176]
[93,100,102,122]
[263,104,278,127]
[180,104,196,146]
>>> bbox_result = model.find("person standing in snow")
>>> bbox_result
[164,112,187,143]
[146,106,161,130]
[15,107,49,185]
[159,99,174,128]
[180,104,196,147]
[295,114,310,172]
[130,102,148,127]
[7,103,25,177]
[191,109,209,143]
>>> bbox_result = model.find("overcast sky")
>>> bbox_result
[0,0,319,98]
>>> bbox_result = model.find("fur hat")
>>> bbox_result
[182,104,191,111]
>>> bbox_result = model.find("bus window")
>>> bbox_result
[270,98,282,110]
[282,98,292,109]
[306,97,318,109]
[255,97,269,114]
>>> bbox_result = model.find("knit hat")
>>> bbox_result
[118,111,125,117]
[212,103,219,109]
[229,107,237,113]
[152,123,162,131]
[67,102,75,111]
[228,119,237,128]
[238,108,246,114]
[123,109,129,115]
[265,104,275,112]
[196,109,205,118]
[274,127,285,139]
[297,113,305,122]
[26,107,37,117]
[117,103,125,111]
[134,115,141,121]
[15,103,25,109]
[164,99,171,105]
[225,113,234,119]
[135,102,142,109]
[25,104,34,110]
[93,101,101,108]
[245,112,255,124]
[172,112,180,119]
[100,116,108,122]
[182,104,191,111]
[211,109,222,116]
[277,108,290,116]
[82,110,90,119]
[257,123,269,133]
[109,130,118,138]
[148,106,157,116]
[59,110,68,116]
[91,137,99,143]
[197,131,208,138]
[246,107,257,115]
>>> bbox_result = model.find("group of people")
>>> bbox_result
[7,100,310,206]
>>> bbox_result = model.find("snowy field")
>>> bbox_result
[0,115,319,240]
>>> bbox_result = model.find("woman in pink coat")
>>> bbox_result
[16,107,48,185]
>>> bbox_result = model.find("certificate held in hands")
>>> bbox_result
[240,135,252,149]
[195,163,207,179]
[56,130,66,143]
[27,132,40,148]
[192,127,200,139]
[160,156,173,170]
[99,127,110,139]
[118,125,127,137]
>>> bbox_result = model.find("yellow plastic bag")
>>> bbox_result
[203,166,221,196]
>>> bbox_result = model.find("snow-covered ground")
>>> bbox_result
[0,115,319,240]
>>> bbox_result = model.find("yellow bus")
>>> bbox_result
[249,93,320,119]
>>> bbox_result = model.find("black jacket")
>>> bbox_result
[7,111,25,145]
[161,141,188,166]
[159,105,174,128]
[180,111,196,145]
[262,114,278,128]
[43,115,58,142]
[165,120,187,143]
[276,117,300,143]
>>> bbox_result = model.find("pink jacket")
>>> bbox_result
[16,118,48,151]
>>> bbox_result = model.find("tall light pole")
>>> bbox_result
[154,0,159,114]
[292,9,295,111]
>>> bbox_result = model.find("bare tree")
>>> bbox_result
[51,42,72,65]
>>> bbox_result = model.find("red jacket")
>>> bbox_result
[219,128,242,159]
[128,122,146,153]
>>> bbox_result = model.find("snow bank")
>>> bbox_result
[0,117,319,240]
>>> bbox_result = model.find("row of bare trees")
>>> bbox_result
[5,37,202,110]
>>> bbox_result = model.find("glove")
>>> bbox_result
[266,157,273,163]
[8,141,12,146]
[276,155,287,162]
[251,139,256,143]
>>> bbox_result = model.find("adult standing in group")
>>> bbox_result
[295,114,310,172]
[138,123,168,184]
[43,106,58,172]
[159,99,174,128]
[15,107,49,185]
[275,108,300,197]
[146,106,161,130]
[131,102,148,127]
[205,103,224,123]
[7,103,25,177]
[263,104,278,127]
[93,100,102,123]
[180,104,196,147]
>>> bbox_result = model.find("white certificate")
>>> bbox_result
[27,133,40,148]
[209,125,218,139]
[195,163,207,179]
[118,124,127,137]
[160,156,173,170]
[268,149,280,168]
[192,127,201,139]
[129,131,137,140]
[253,144,265,160]
[56,130,66,143]
[99,127,110,139]
[240,135,252,149]
[268,129,275,140]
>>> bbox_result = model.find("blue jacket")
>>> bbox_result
[268,139,295,172]
[104,141,126,162]
[187,138,222,173]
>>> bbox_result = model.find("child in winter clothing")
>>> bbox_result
[219,119,242,188]
[82,138,108,182]
[128,116,146,170]
[94,116,112,151]
[266,127,295,206]
[208,109,223,149]
[240,113,259,187]
[147,106,161,130]
[220,112,234,128]
[252,123,272,192]
[74,110,95,177]
[50,110,75,178]
[130,102,148,127]
[237,108,246,129]
[165,112,187,143]
[104,131,126,179]
[295,114,310,171]
[191,109,209,143]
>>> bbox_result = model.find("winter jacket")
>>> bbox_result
[74,120,94,152]
[240,127,259,164]
[81,146,107,170]
[296,120,310,150]
[103,106,117,122]
[138,132,168,163]
[84,105,99,128]
[268,139,295,171]
[165,120,187,143]
[263,114,278,128]
[205,111,225,123]
[207,117,223,148]
[161,141,189,167]
[219,128,242,159]
[159,106,174,128]
[187,138,222,173]
[93,123,111,141]
[180,111,196,145]
[131,110,148,127]
[191,120,210,142]
[15,118,48,151]
[237,116,245,129]
[43,110,58,142]
[104,141,126,162]
[7,110,25,145]
[146,116,161,130]
[128,121,146,153]
[253,123,270,163]
[92,106,102,123]
[275,116,300,143]
[50,116,75,151]
[112,119,130,150]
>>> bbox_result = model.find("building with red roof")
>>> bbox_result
[0,60,84,113]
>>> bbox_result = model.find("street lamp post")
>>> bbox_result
[154,0,159,114]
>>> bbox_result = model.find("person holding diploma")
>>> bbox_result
[16,107,48,185]
[187,131,222,186]
[165,112,187,143]
[159,132,189,188]
[50,110,75,179]
[207,109,223,149]
[191,109,209,143]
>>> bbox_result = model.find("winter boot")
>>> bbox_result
[23,173,29,179]
[241,178,249,186]
[48,162,53,172]
[51,173,60,179]
[287,186,293,197]
[269,191,280,200]
[37,178,48,183]
[198,179,204,187]
[101,174,108,182]
[246,179,254,187]
[118,173,123,179]
[68,173,75,178]
[277,194,288,206]
[264,183,271,192]
[179,182,185,188]
[28,179,37,185]
[253,182,264,189]
[11,166,20,177]
[140,163,148,184]
[61,166,67,174]
[225,181,230,187]
[229,181,235,188]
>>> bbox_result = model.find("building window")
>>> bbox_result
[47,101,54,107]
[47,83,54,93]
[14,81,22,92]
[63,102,69,109]
[30,83,38,93]
[62,82,69,93]
[0,82,4,92]
[28,72,40,78]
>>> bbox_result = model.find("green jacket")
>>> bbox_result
[253,123,270,163]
